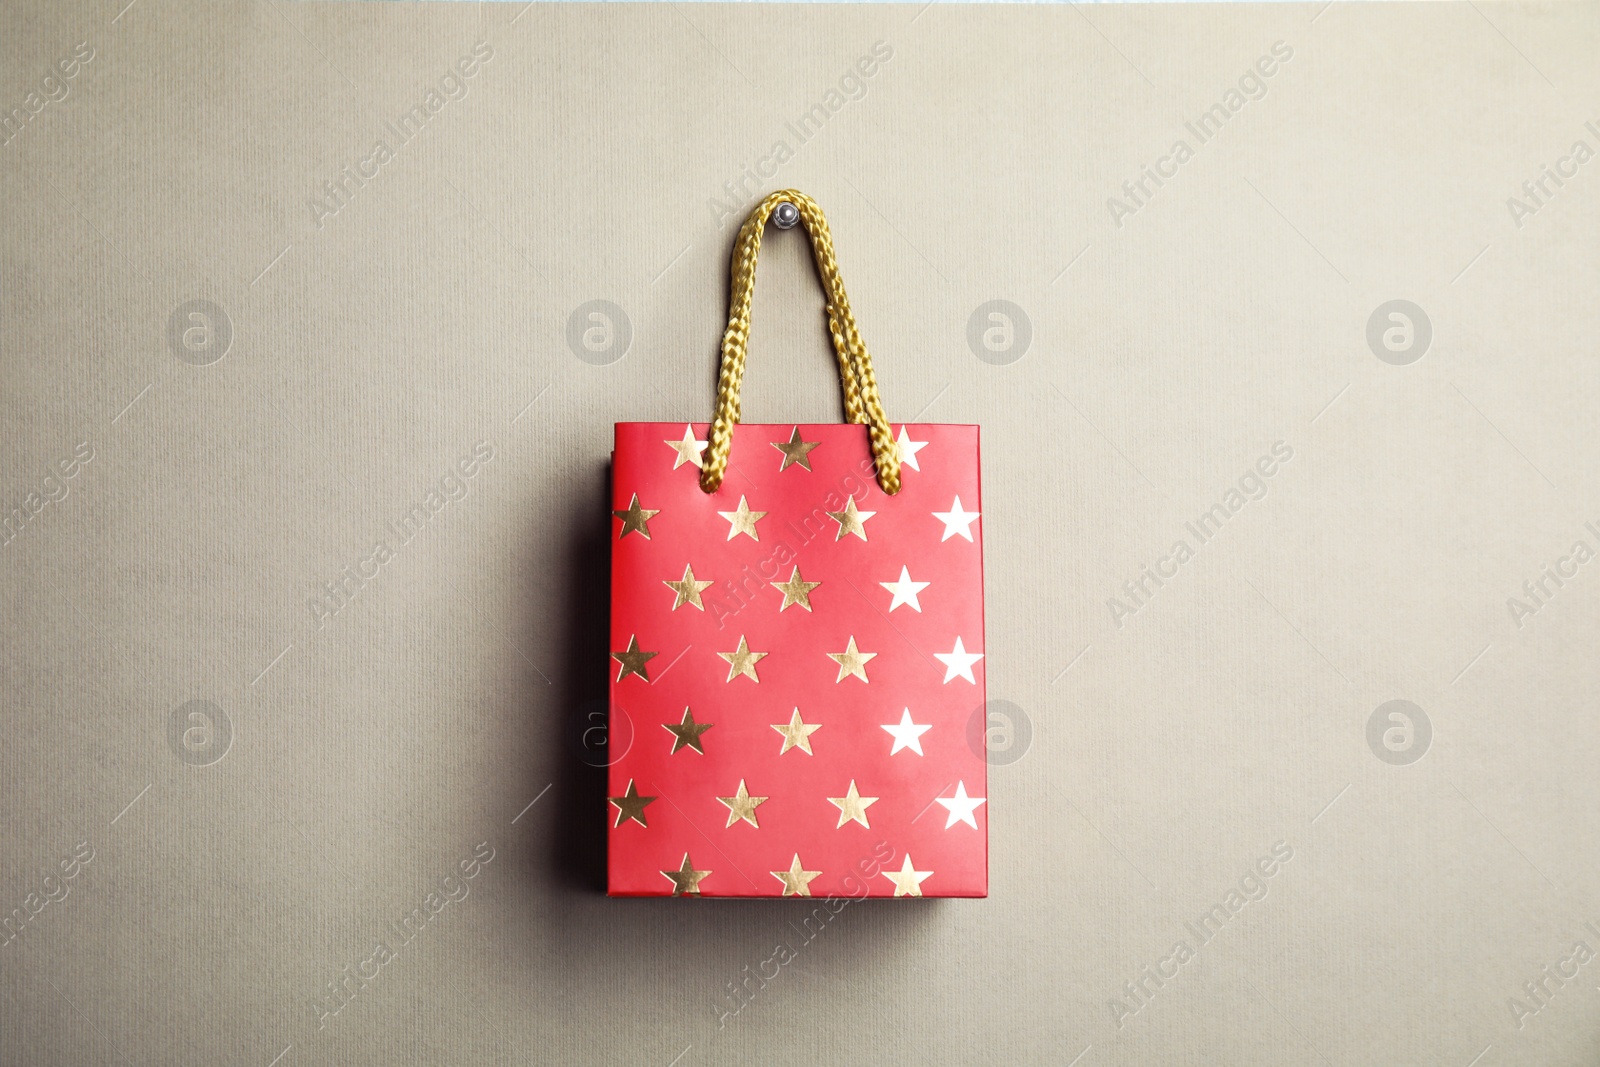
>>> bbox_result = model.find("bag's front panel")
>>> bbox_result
[608,422,986,898]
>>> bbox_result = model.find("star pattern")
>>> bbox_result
[717,495,767,541]
[608,423,985,897]
[608,780,655,828]
[827,780,878,828]
[935,636,984,684]
[771,709,821,755]
[827,496,876,541]
[662,853,711,896]
[770,566,821,612]
[933,496,980,542]
[716,779,768,828]
[827,636,877,683]
[663,564,714,611]
[771,854,822,896]
[771,426,821,472]
[881,854,933,897]
[895,426,928,471]
[880,565,930,613]
[882,709,931,756]
[662,707,713,754]
[718,635,768,683]
[611,635,658,683]
[664,425,708,470]
[934,781,986,829]
[612,494,659,539]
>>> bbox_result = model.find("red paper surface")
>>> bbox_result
[607,422,986,898]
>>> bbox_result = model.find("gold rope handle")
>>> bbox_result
[699,190,901,495]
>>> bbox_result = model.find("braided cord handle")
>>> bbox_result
[698,190,902,495]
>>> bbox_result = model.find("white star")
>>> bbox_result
[895,426,928,472]
[879,566,930,613]
[934,637,983,684]
[933,496,981,542]
[881,709,931,756]
[934,781,987,829]
[664,424,707,470]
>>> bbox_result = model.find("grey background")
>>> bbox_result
[3,2,1599,1064]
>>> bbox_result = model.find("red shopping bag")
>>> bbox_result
[607,191,986,898]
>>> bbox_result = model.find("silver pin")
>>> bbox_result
[773,202,800,229]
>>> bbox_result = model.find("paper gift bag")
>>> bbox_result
[607,191,986,898]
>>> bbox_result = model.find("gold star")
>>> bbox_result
[771,709,821,756]
[662,852,711,896]
[827,635,876,683]
[664,424,708,470]
[716,778,768,828]
[827,780,878,828]
[717,495,767,541]
[881,854,932,897]
[717,635,767,682]
[611,635,658,682]
[771,854,822,897]
[612,493,660,539]
[826,496,876,541]
[771,426,820,472]
[663,564,714,611]
[770,566,821,612]
[662,707,713,754]
[607,779,655,827]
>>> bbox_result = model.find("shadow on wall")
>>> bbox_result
[549,464,610,895]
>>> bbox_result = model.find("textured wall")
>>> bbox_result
[3,2,1598,1064]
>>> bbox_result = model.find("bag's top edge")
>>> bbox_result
[612,421,982,428]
